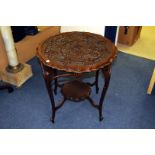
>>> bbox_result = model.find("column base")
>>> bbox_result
[6,63,24,73]
[0,63,33,87]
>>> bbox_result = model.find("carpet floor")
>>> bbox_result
[0,52,155,129]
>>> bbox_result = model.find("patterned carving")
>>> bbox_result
[37,32,117,73]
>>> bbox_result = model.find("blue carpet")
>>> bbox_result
[0,52,155,129]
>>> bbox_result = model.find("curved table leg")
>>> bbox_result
[40,62,56,123]
[44,72,56,123]
[98,65,111,121]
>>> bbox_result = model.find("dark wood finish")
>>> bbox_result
[99,65,111,121]
[53,69,58,95]
[86,70,99,94]
[61,80,91,101]
[37,31,117,123]
[86,65,112,121]
[37,32,116,73]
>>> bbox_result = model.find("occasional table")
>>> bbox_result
[37,32,117,123]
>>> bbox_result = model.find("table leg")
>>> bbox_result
[40,63,56,123]
[86,70,99,93]
[95,70,99,94]
[44,72,56,123]
[99,65,111,121]
[54,69,58,95]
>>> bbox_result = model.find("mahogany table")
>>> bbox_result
[37,32,117,123]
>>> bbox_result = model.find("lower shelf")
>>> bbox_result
[61,80,91,101]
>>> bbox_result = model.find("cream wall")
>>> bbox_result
[61,26,105,35]
[0,26,60,71]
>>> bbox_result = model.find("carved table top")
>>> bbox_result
[37,32,117,73]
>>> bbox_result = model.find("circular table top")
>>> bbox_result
[37,31,117,73]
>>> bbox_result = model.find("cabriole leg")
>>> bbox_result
[98,65,111,121]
